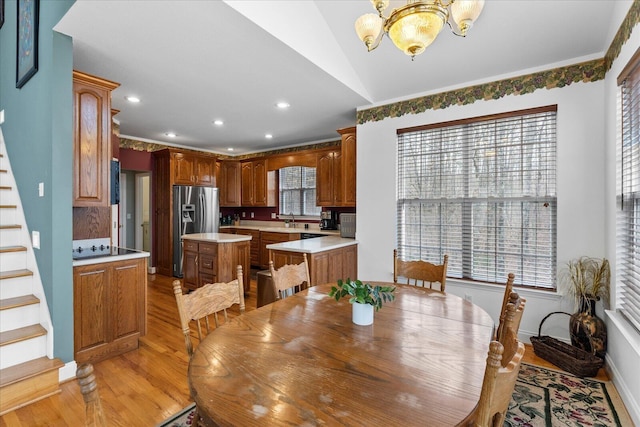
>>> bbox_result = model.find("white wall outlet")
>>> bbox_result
[38,182,44,197]
[271,213,277,219]
[250,212,254,218]
[242,212,246,218]
[32,231,40,249]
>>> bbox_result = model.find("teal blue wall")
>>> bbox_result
[0,0,76,362]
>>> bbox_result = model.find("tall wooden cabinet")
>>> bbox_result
[153,148,217,277]
[72,71,120,207]
[338,127,356,207]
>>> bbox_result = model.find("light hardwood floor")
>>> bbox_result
[0,272,608,426]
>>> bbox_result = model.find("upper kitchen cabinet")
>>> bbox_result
[316,149,342,207]
[241,159,276,207]
[73,70,120,207]
[219,161,241,207]
[171,151,216,186]
[338,127,356,207]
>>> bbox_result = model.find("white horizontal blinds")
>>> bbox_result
[397,107,557,288]
[618,53,640,333]
[279,166,321,216]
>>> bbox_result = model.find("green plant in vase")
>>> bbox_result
[329,278,396,310]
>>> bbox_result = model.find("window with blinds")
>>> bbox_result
[617,49,640,333]
[397,106,557,288]
[279,166,322,217]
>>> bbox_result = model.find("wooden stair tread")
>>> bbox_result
[0,245,27,253]
[0,186,11,190]
[0,324,46,347]
[0,225,22,230]
[0,357,63,387]
[0,205,17,209]
[0,269,33,280]
[0,295,39,310]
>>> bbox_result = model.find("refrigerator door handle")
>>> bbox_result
[200,192,206,233]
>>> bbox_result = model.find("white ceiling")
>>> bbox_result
[54,0,624,155]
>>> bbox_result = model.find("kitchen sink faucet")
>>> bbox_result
[289,212,296,228]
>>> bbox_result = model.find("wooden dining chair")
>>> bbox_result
[393,249,448,292]
[76,363,107,427]
[173,265,245,356]
[269,253,311,301]
[464,338,525,427]
[495,290,526,345]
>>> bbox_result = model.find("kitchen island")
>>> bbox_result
[260,236,357,306]
[181,233,251,292]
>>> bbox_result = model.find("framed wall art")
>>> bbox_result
[16,0,39,88]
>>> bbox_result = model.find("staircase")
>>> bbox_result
[0,127,63,415]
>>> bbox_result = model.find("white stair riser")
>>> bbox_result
[0,335,47,370]
[0,228,26,247]
[0,189,15,204]
[0,276,33,300]
[0,252,27,271]
[0,208,16,224]
[0,304,40,332]
[0,174,10,188]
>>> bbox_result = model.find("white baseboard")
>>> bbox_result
[59,361,77,383]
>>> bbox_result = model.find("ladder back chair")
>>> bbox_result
[76,363,107,427]
[173,265,245,356]
[269,253,311,301]
[393,249,448,292]
[464,339,525,427]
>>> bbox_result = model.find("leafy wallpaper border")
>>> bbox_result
[357,0,640,125]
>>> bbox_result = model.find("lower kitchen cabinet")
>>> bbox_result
[233,229,261,267]
[259,231,301,269]
[74,257,147,364]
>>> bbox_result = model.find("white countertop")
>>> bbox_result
[182,232,252,243]
[72,250,149,267]
[221,225,341,236]
[266,236,357,254]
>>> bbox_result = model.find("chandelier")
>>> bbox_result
[355,0,485,59]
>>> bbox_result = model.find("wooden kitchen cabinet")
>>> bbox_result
[259,231,300,269]
[316,149,342,207]
[219,161,241,207]
[181,238,251,293]
[172,151,216,186]
[241,159,276,207]
[72,70,120,207]
[74,257,147,364]
[338,126,356,207]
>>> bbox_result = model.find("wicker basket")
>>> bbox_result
[530,311,604,378]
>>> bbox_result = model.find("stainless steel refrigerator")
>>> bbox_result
[173,186,219,277]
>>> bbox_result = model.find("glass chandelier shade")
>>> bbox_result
[385,3,447,56]
[355,0,484,58]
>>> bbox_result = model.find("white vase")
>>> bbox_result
[352,302,374,325]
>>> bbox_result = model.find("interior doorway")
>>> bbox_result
[119,172,127,246]
[135,173,151,252]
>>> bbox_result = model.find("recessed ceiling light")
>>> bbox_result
[125,96,140,103]
[276,102,290,109]
[265,134,273,139]
[165,132,177,138]
[213,120,224,126]
[227,147,234,152]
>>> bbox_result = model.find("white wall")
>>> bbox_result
[356,65,639,423]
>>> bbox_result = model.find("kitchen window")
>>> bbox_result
[279,166,321,217]
[396,106,557,289]
[617,49,640,333]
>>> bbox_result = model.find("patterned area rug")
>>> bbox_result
[159,363,631,426]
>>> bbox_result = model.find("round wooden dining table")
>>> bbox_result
[188,282,495,427]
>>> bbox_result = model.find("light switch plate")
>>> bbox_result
[32,231,40,249]
[38,182,44,197]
